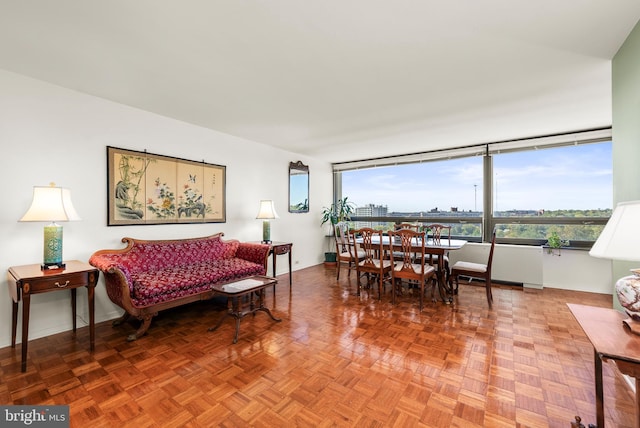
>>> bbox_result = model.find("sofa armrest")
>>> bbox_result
[236,242,271,271]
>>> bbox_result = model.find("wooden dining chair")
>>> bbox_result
[416,223,452,285]
[351,228,394,300]
[334,222,364,280]
[449,230,497,307]
[391,223,420,261]
[388,229,436,310]
[394,222,420,231]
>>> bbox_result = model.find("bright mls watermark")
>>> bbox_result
[1,406,69,427]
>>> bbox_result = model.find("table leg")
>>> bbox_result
[432,253,452,303]
[595,349,604,428]
[21,293,30,372]
[256,288,282,322]
[11,300,18,348]
[208,297,235,332]
[636,377,640,428]
[288,249,292,288]
[71,288,77,334]
[88,284,95,352]
[272,250,277,293]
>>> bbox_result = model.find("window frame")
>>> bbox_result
[333,128,612,246]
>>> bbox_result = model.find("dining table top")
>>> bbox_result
[357,235,468,250]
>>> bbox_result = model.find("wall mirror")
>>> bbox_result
[289,161,309,213]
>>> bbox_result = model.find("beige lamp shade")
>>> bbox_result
[19,184,81,269]
[20,185,81,222]
[589,200,640,262]
[589,200,640,334]
[256,200,279,219]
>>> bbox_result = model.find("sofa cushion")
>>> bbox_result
[130,257,264,306]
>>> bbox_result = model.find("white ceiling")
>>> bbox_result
[1,1,639,163]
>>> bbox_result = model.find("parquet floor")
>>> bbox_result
[0,264,636,427]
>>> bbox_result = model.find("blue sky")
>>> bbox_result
[342,142,612,213]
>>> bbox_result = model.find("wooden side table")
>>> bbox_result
[568,303,640,428]
[250,241,293,289]
[7,260,99,372]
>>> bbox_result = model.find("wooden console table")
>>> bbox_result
[7,260,99,372]
[568,303,640,428]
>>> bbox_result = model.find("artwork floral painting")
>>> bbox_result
[107,146,226,225]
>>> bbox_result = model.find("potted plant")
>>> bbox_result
[545,231,570,256]
[320,197,355,265]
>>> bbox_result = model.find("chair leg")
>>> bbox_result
[486,280,493,308]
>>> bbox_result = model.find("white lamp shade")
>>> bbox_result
[20,185,81,222]
[589,200,640,262]
[256,200,279,219]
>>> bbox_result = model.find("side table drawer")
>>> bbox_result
[23,272,89,294]
[273,244,291,255]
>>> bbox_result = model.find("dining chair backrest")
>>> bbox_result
[395,223,420,231]
[427,224,451,245]
[352,227,384,267]
[334,222,350,254]
[388,229,425,276]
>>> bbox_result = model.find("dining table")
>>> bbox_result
[358,234,467,303]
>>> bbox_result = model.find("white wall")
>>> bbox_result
[0,69,332,348]
[450,244,613,293]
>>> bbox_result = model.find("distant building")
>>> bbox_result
[355,204,388,228]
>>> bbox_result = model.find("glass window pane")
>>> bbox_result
[493,142,612,215]
[342,157,484,215]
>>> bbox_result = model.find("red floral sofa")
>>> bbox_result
[89,233,270,341]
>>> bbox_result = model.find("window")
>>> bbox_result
[334,129,612,245]
[491,142,611,244]
[341,157,484,239]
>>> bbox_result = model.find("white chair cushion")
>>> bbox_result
[451,261,487,274]
[339,250,365,258]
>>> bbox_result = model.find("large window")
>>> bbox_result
[334,129,612,246]
[492,143,611,244]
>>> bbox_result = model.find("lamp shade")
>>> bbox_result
[256,200,279,219]
[589,200,640,262]
[20,185,81,222]
[19,184,81,269]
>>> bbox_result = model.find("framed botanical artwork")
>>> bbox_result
[107,146,226,225]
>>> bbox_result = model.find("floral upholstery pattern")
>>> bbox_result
[89,234,269,308]
[130,258,264,306]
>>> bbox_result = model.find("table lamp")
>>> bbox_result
[19,183,81,270]
[256,200,278,244]
[589,200,640,334]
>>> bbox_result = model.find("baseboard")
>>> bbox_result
[459,276,523,287]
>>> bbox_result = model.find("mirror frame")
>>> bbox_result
[288,161,309,213]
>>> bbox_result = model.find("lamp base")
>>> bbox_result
[262,220,271,243]
[41,262,65,271]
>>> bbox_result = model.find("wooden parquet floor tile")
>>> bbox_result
[0,265,636,427]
